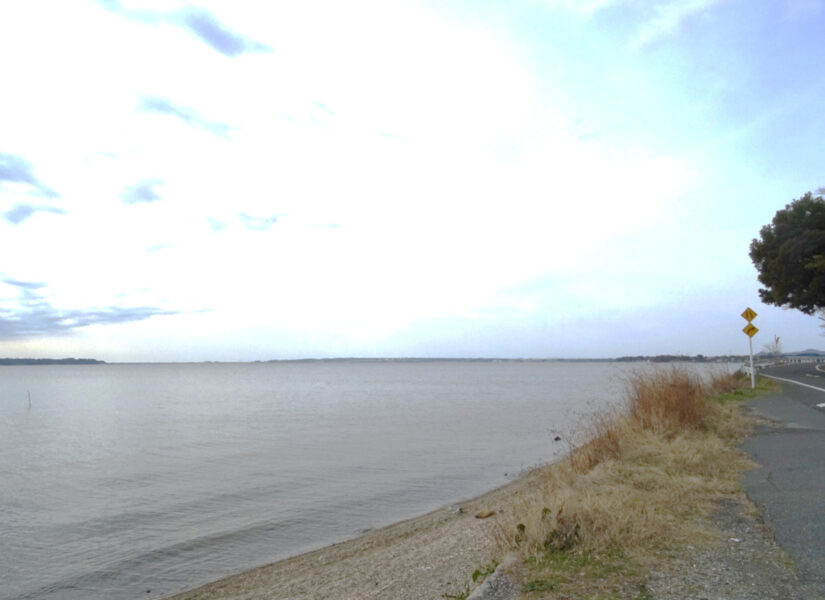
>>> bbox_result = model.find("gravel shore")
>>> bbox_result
[164,477,822,600]
[163,469,549,600]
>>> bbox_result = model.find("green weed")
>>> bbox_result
[523,578,559,593]
[443,560,499,599]
[471,560,499,583]
[633,583,654,600]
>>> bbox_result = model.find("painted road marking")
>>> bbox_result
[761,373,825,393]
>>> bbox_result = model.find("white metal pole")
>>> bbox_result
[749,335,755,389]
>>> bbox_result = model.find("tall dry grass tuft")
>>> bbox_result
[567,410,626,474]
[496,367,758,597]
[567,368,725,475]
[628,368,709,434]
[707,369,746,395]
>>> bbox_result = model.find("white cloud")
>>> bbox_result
[543,0,727,49]
[630,0,726,50]
[1,0,767,360]
[543,0,623,17]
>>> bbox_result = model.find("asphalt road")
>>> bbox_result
[742,363,825,595]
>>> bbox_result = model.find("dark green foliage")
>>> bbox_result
[515,523,526,544]
[544,522,581,552]
[750,192,825,314]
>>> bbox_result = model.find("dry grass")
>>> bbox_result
[495,368,768,599]
[706,369,747,395]
[627,368,709,434]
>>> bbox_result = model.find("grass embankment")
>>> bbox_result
[486,369,773,600]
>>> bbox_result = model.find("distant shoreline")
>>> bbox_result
[0,355,753,366]
[260,355,744,364]
[0,358,105,365]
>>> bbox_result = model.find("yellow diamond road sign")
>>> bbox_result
[743,323,758,338]
[741,307,757,322]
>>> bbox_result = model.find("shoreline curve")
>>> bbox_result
[163,466,549,600]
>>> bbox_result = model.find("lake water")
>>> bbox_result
[0,360,735,600]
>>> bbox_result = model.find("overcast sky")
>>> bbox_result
[1,0,824,362]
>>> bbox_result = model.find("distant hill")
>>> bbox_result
[752,350,825,360]
[784,349,825,356]
[0,358,105,365]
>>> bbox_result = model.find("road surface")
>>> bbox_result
[743,362,825,595]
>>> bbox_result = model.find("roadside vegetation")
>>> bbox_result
[487,368,774,599]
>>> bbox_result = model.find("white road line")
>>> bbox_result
[762,373,825,393]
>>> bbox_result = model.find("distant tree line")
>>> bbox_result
[0,358,105,365]
[615,355,744,363]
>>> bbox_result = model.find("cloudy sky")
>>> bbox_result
[1,0,823,362]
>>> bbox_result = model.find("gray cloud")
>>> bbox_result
[0,153,41,186]
[0,152,59,198]
[0,278,182,339]
[98,1,271,57]
[239,212,279,231]
[177,7,272,57]
[3,203,67,225]
[121,177,163,204]
[138,95,231,137]
[2,277,46,291]
[0,304,180,339]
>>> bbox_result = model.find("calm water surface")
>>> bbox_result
[0,361,734,600]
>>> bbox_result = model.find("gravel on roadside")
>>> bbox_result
[645,497,824,600]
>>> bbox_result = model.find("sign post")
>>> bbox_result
[741,308,758,388]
